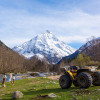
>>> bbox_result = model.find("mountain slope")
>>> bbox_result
[0,40,26,73]
[59,37,100,63]
[13,31,75,63]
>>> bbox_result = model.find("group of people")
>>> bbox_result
[2,73,15,87]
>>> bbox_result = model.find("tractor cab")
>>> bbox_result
[69,66,79,72]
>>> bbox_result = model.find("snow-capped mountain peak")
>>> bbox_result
[13,31,75,63]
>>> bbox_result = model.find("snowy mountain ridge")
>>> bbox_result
[59,37,100,64]
[13,30,75,63]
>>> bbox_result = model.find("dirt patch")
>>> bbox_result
[48,75,60,80]
[75,90,92,95]
[32,95,49,99]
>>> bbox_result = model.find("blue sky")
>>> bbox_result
[0,0,100,49]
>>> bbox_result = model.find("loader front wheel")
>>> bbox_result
[59,75,72,89]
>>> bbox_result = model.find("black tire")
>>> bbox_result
[73,80,79,87]
[93,72,100,86]
[59,74,72,89]
[77,72,92,88]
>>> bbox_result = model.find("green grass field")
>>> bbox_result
[0,77,100,100]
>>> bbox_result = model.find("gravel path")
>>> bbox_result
[48,75,60,80]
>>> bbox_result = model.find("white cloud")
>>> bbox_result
[0,6,100,48]
[58,36,88,44]
[2,38,30,48]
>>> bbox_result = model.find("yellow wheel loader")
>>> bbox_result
[59,66,100,89]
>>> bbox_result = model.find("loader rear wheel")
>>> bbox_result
[77,72,92,88]
[93,72,100,86]
[59,75,72,89]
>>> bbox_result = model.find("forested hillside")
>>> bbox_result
[0,41,26,73]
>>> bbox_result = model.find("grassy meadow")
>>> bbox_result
[0,77,100,100]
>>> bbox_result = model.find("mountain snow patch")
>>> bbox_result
[13,30,75,63]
